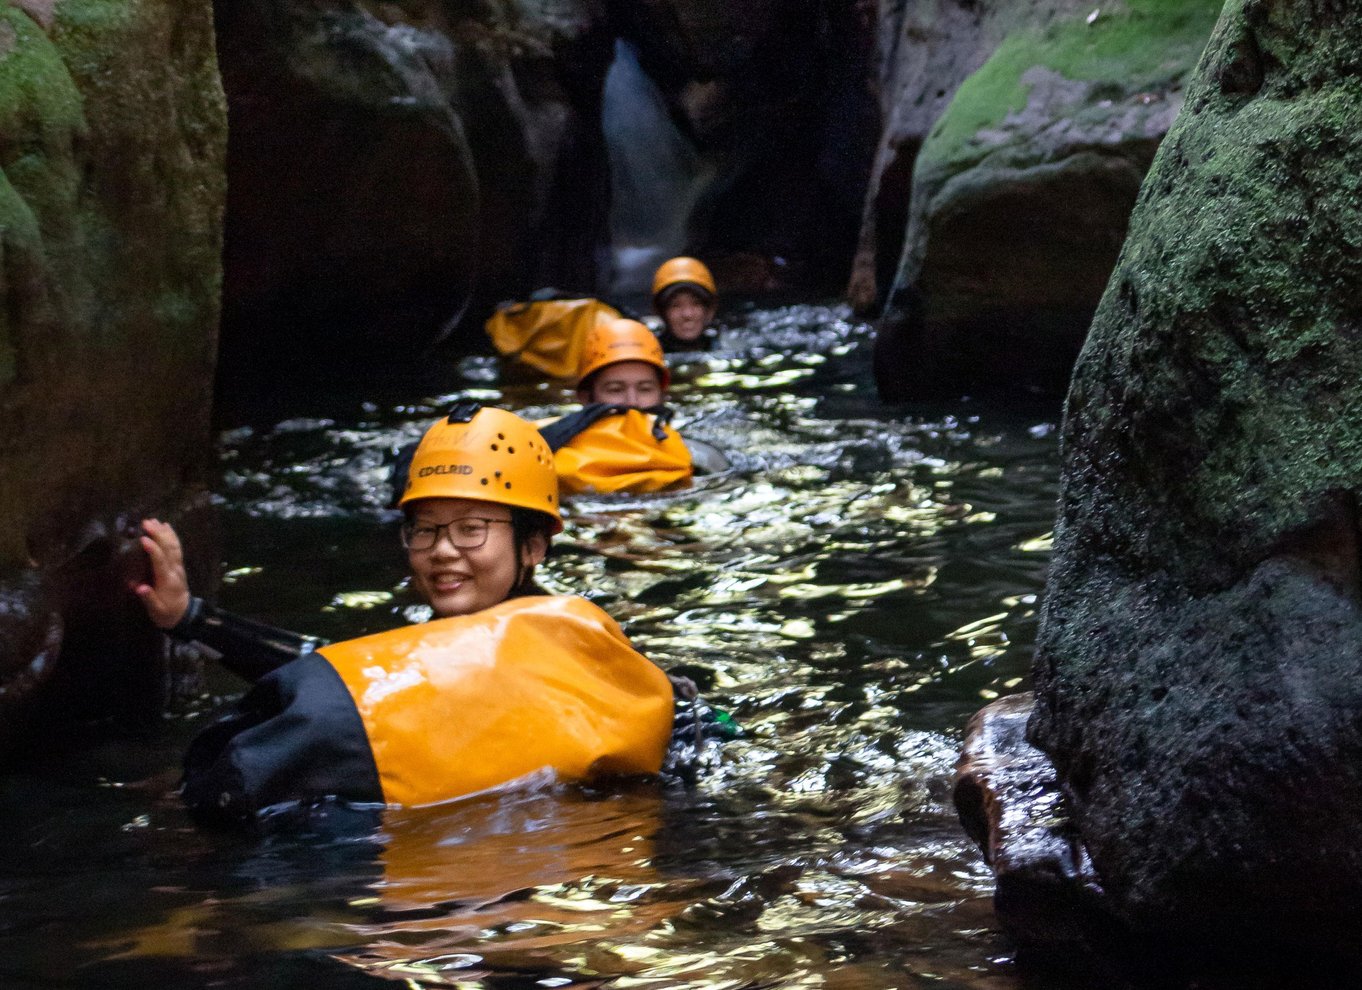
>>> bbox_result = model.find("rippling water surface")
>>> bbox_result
[0,305,1061,989]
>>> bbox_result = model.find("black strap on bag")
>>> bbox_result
[537,403,674,452]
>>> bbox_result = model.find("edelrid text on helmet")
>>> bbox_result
[401,406,563,532]
[577,318,671,388]
[651,257,716,307]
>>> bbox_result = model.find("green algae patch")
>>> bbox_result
[1029,1,1362,951]
[921,0,1224,173]
[1,0,226,573]
[0,6,81,402]
[0,171,39,392]
[0,7,83,149]
[1066,0,1362,569]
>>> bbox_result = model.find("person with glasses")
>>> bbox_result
[132,405,708,827]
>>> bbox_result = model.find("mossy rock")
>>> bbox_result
[875,0,1223,397]
[0,0,226,754]
[1031,0,1362,958]
[920,0,1224,175]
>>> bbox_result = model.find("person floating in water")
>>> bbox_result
[482,256,718,378]
[539,318,694,495]
[134,405,717,827]
[652,256,718,352]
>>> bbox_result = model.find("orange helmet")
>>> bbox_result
[399,405,562,532]
[576,318,671,388]
[651,257,716,308]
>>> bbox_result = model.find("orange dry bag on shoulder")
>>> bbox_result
[317,595,673,807]
[485,297,622,379]
[546,408,693,495]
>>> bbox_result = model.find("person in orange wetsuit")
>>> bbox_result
[134,405,726,827]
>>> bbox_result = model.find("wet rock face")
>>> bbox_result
[0,1,225,757]
[1031,0,1362,958]
[605,0,878,295]
[214,0,613,381]
[866,0,1222,398]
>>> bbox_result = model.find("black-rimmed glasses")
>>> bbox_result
[400,517,512,552]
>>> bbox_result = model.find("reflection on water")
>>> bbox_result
[0,305,1060,988]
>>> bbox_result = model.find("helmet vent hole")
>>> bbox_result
[480,478,489,486]
[508,446,515,454]
[491,443,499,451]
[497,433,506,440]
[495,470,502,478]
[504,482,512,490]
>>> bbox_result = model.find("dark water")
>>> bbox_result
[0,305,1061,989]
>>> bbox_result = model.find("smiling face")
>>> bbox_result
[659,288,716,342]
[405,497,547,617]
[578,360,666,408]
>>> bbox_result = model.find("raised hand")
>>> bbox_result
[133,518,192,629]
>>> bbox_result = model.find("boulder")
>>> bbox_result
[1030,0,1362,959]
[213,0,613,385]
[849,0,1053,316]
[866,0,1222,398]
[0,0,225,758]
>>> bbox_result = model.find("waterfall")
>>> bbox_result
[601,40,718,301]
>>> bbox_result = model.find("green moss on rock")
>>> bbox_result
[0,8,82,133]
[1062,0,1362,577]
[875,0,1227,398]
[1029,0,1362,953]
[923,0,1224,173]
[0,1,226,573]
[0,170,40,394]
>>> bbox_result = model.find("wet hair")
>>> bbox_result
[508,507,556,598]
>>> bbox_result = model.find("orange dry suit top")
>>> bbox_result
[485,295,623,379]
[174,595,673,823]
[539,404,693,495]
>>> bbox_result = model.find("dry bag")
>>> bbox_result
[319,595,673,806]
[544,409,693,495]
[485,297,622,379]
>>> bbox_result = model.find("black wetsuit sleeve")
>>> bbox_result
[168,597,321,684]
[181,651,383,826]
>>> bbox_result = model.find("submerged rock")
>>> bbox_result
[1028,0,1362,960]
[0,1,225,758]
[866,0,1222,397]
[954,692,1113,952]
